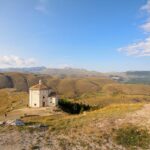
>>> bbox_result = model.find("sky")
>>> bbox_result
[0,0,150,72]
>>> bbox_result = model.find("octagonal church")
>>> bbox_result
[29,80,59,108]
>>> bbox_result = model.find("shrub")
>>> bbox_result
[58,99,91,114]
[30,145,40,150]
[114,125,150,149]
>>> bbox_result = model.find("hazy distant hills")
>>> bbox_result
[107,71,150,84]
[41,67,103,77]
[0,67,149,84]
[125,71,150,84]
[0,67,46,74]
[0,67,103,77]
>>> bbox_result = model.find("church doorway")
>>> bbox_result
[43,102,45,107]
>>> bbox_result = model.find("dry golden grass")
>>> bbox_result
[0,87,146,149]
[0,89,28,115]
[103,83,150,95]
[75,83,150,107]
[77,93,150,106]
[22,103,143,132]
[57,78,77,98]
[0,72,115,97]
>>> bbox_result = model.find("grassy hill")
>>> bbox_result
[0,89,28,115]
[0,74,150,149]
[0,72,114,98]
[1,103,146,150]
[0,72,150,104]
[0,72,150,108]
[75,83,150,108]
[1,67,150,84]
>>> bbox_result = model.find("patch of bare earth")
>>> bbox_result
[0,129,126,150]
[116,104,150,129]
[0,107,62,121]
[90,104,150,131]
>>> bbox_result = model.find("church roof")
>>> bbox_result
[49,92,57,97]
[30,80,49,90]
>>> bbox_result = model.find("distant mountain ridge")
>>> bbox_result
[0,67,46,73]
[108,71,150,84]
[0,67,150,84]
[0,67,103,77]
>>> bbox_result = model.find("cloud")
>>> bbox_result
[0,55,37,68]
[141,0,150,13]
[118,37,150,56]
[140,0,150,33]
[140,21,150,32]
[118,0,150,57]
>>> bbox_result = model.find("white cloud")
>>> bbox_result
[140,0,150,33]
[140,21,150,32]
[118,0,150,57]
[118,38,150,56]
[0,55,37,68]
[35,0,48,13]
[141,0,150,13]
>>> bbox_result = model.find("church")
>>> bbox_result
[29,80,59,108]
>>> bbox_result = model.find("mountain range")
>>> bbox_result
[0,67,149,84]
[0,67,103,77]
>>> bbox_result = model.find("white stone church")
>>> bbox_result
[29,80,59,108]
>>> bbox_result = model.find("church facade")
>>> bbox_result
[29,80,59,108]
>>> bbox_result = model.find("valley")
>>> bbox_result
[0,73,150,149]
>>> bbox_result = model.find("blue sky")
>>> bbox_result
[0,0,150,72]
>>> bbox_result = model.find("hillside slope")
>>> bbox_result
[0,72,114,98]
[0,89,28,115]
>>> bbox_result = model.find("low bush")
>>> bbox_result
[58,99,91,114]
[114,124,150,149]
